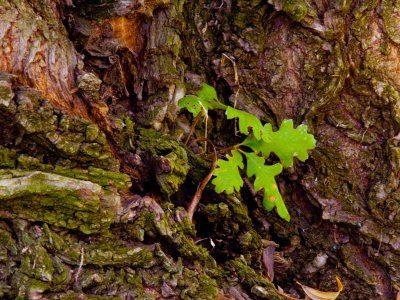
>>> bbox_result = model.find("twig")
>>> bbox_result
[187,138,218,222]
[216,144,241,155]
[74,245,84,287]
[185,112,202,145]
[204,114,209,152]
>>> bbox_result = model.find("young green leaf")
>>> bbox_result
[225,107,268,141]
[243,120,316,168]
[245,152,290,221]
[178,84,227,117]
[212,150,244,194]
[198,83,218,103]
[178,95,204,117]
[179,82,317,223]
[198,83,227,110]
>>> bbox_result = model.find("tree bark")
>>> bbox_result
[0,0,399,299]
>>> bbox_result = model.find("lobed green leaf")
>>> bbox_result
[197,83,218,103]
[212,150,244,194]
[179,82,317,223]
[242,119,316,168]
[245,152,290,221]
[198,84,228,110]
[178,84,227,117]
[178,95,204,117]
[225,107,269,141]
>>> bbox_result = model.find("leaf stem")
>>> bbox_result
[187,138,218,223]
[216,144,242,155]
[184,111,202,145]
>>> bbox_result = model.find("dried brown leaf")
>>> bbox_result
[297,276,343,300]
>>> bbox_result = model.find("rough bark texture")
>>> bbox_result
[0,0,399,299]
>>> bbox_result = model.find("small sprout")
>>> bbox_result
[178,84,316,221]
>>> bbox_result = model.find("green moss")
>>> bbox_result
[371,79,400,125]
[0,170,118,234]
[139,128,189,197]
[282,0,307,22]
[85,124,100,142]
[50,166,131,191]
[11,272,51,300]
[112,115,136,152]
[125,268,144,297]
[171,233,217,269]
[0,82,120,171]
[15,92,57,132]
[389,144,400,172]
[1,221,216,298]
[77,72,102,102]
[225,258,282,299]
[79,269,105,289]
[179,268,218,300]
[157,151,189,196]
[0,225,17,257]
[81,142,103,158]
[17,154,51,171]
[51,256,71,287]
[45,132,82,156]
[0,146,16,168]
[142,269,162,287]
[70,242,155,267]
[199,196,262,264]
[33,246,55,282]
[59,115,89,133]
[88,167,131,189]
[49,291,122,300]
[382,0,400,44]
[202,203,231,221]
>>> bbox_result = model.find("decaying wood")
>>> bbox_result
[0,0,83,115]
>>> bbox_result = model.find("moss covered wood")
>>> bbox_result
[0,0,399,299]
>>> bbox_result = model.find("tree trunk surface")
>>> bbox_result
[0,0,399,299]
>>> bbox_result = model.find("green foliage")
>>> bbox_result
[225,107,269,141]
[178,95,204,117]
[178,85,316,221]
[242,119,316,167]
[178,84,227,117]
[244,152,289,221]
[212,150,244,194]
